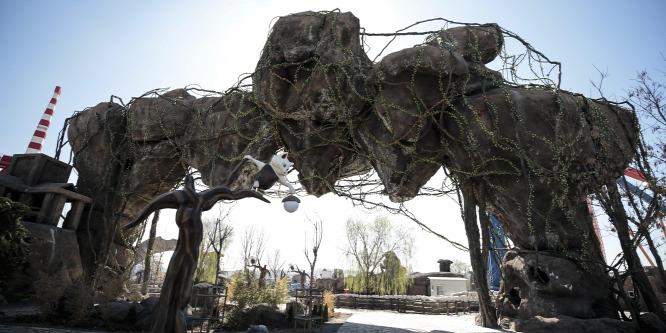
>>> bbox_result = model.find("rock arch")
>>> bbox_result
[67,10,648,326]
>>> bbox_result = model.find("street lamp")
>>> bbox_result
[282,195,301,213]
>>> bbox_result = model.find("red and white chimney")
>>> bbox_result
[26,86,61,154]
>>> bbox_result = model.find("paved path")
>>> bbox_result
[336,309,509,333]
[0,325,114,333]
[0,306,509,332]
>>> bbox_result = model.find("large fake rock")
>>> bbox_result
[68,98,186,271]
[10,222,83,294]
[123,141,185,219]
[442,87,636,254]
[100,300,144,323]
[254,11,373,121]
[182,92,277,189]
[68,101,127,210]
[499,251,616,320]
[279,119,371,196]
[68,102,129,272]
[253,11,374,196]
[354,115,445,202]
[128,89,195,142]
[519,315,635,333]
[356,24,504,202]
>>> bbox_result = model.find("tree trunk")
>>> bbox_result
[640,221,666,295]
[142,211,160,294]
[461,184,498,328]
[606,183,666,324]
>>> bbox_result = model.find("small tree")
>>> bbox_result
[343,216,414,295]
[267,249,286,282]
[141,211,160,293]
[376,250,411,295]
[208,213,233,285]
[240,227,267,287]
[304,217,323,288]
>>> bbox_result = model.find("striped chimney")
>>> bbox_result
[26,86,61,154]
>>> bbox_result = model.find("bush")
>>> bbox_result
[227,272,288,309]
[33,273,68,320]
[224,304,287,331]
[33,273,95,322]
[323,290,335,318]
[0,197,32,290]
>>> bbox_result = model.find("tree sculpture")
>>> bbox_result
[123,172,269,333]
[66,10,666,329]
[289,264,311,289]
[248,258,271,289]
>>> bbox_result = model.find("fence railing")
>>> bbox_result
[333,293,479,315]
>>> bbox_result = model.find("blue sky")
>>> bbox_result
[1,1,665,272]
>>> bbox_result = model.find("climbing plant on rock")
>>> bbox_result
[61,9,665,327]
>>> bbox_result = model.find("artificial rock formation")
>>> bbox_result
[67,10,644,325]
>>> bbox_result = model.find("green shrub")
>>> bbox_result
[33,272,67,320]
[227,271,288,309]
[0,197,32,289]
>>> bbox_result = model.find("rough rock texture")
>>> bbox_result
[498,250,615,320]
[442,87,636,255]
[253,11,374,196]
[183,92,278,188]
[100,301,144,323]
[66,11,643,327]
[68,99,185,271]
[128,89,195,142]
[9,222,83,294]
[520,315,635,333]
[355,23,503,202]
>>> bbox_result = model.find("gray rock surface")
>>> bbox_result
[10,222,83,295]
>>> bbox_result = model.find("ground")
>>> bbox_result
[0,301,505,332]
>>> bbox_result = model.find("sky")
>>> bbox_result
[1,1,665,275]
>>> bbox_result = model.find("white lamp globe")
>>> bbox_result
[282,195,300,213]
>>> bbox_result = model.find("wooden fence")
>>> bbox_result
[334,292,479,315]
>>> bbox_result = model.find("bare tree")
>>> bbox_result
[141,211,160,294]
[267,249,286,282]
[240,227,267,284]
[304,217,324,287]
[207,211,233,285]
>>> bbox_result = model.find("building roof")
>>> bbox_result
[427,276,467,282]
